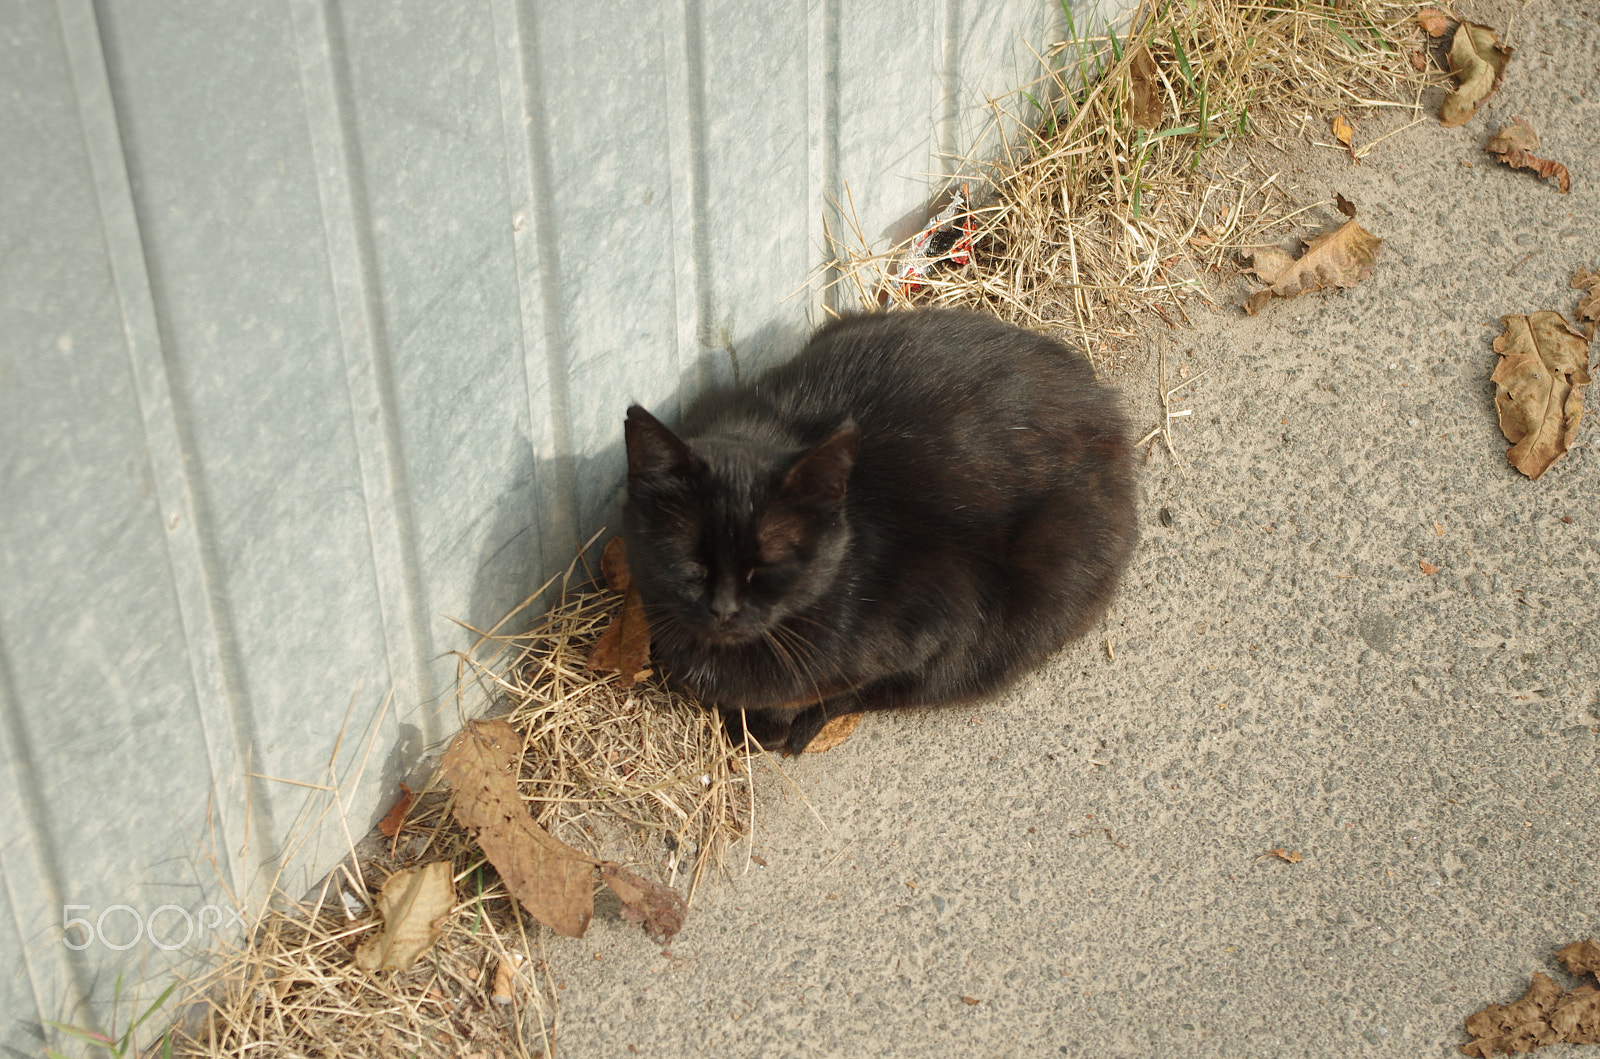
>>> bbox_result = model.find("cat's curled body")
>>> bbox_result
[623,309,1136,753]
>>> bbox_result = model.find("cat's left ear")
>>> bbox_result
[625,405,696,486]
[781,420,859,508]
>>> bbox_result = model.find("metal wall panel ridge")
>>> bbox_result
[0,0,1127,1046]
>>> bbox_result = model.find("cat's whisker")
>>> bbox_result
[759,627,813,697]
[766,623,835,712]
[753,621,829,710]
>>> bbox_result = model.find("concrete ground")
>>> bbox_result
[540,3,1599,1054]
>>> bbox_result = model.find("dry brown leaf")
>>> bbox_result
[587,582,652,686]
[1462,973,1570,1056]
[600,864,687,944]
[1332,114,1358,162]
[1417,8,1453,37]
[1486,119,1572,193]
[490,952,525,1005]
[1552,986,1600,1045]
[1491,312,1592,479]
[1256,848,1302,864]
[961,996,980,1006]
[354,862,456,972]
[377,782,414,839]
[1420,560,1441,575]
[1244,218,1381,315]
[1558,939,1600,978]
[441,719,595,938]
[804,712,863,753]
[1572,269,1600,340]
[1441,21,1512,127]
[599,535,631,593]
[1128,45,1164,130]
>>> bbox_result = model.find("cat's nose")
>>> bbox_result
[709,581,739,621]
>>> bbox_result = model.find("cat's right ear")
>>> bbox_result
[625,406,695,486]
[780,419,859,509]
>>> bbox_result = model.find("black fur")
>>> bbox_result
[622,309,1137,753]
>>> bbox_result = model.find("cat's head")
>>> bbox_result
[621,406,859,649]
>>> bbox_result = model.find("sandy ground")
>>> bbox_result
[538,3,1599,1055]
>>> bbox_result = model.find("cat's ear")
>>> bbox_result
[780,419,859,508]
[625,405,695,485]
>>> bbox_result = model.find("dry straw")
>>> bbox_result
[156,555,748,1058]
[453,567,751,899]
[829,0,1437,357]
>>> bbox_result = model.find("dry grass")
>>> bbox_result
[456,576,750,899]
[830,0,1440,358]
[157,557,748,1058]
[165,872,557,1058]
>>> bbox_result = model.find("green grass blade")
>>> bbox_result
[45,1022,115,1048]
[1360,11,1395,53]
[1327,20,1362,54]
[1017,89,1058,139]
[1171,28,1195,90]
[1142,124,1200,142]
[130,981,178,1032]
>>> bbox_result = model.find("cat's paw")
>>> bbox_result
[722,708,792,753]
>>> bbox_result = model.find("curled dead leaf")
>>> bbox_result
[354,862,456,972]
[1463,972,1564,1056]
[1332,115,1358,163]
[587,583,652,687]
[377,782,414,839]
[441,719,595,938]
[1244,218,1381,315]
[599,535,631,593]
[1441,22,1511,128]
[1420,560,1440,575]
[1558,939,1600,978]
[1553,986,1600,1045]
[491,952,525,1005]
[1461,939,1600,1054]
[1417,8,1452,37]
[1486,119,1571,193]
[1128,46,1164,130]
[600,864,687,944]
[1572,269,1600,340]
[804,712,863,753]
[1259,848,1302,864]
[1491,312,1592,479]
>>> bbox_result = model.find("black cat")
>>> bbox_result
[622,309,1137,753]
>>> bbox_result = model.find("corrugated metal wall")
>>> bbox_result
[0,0,1122,1046]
